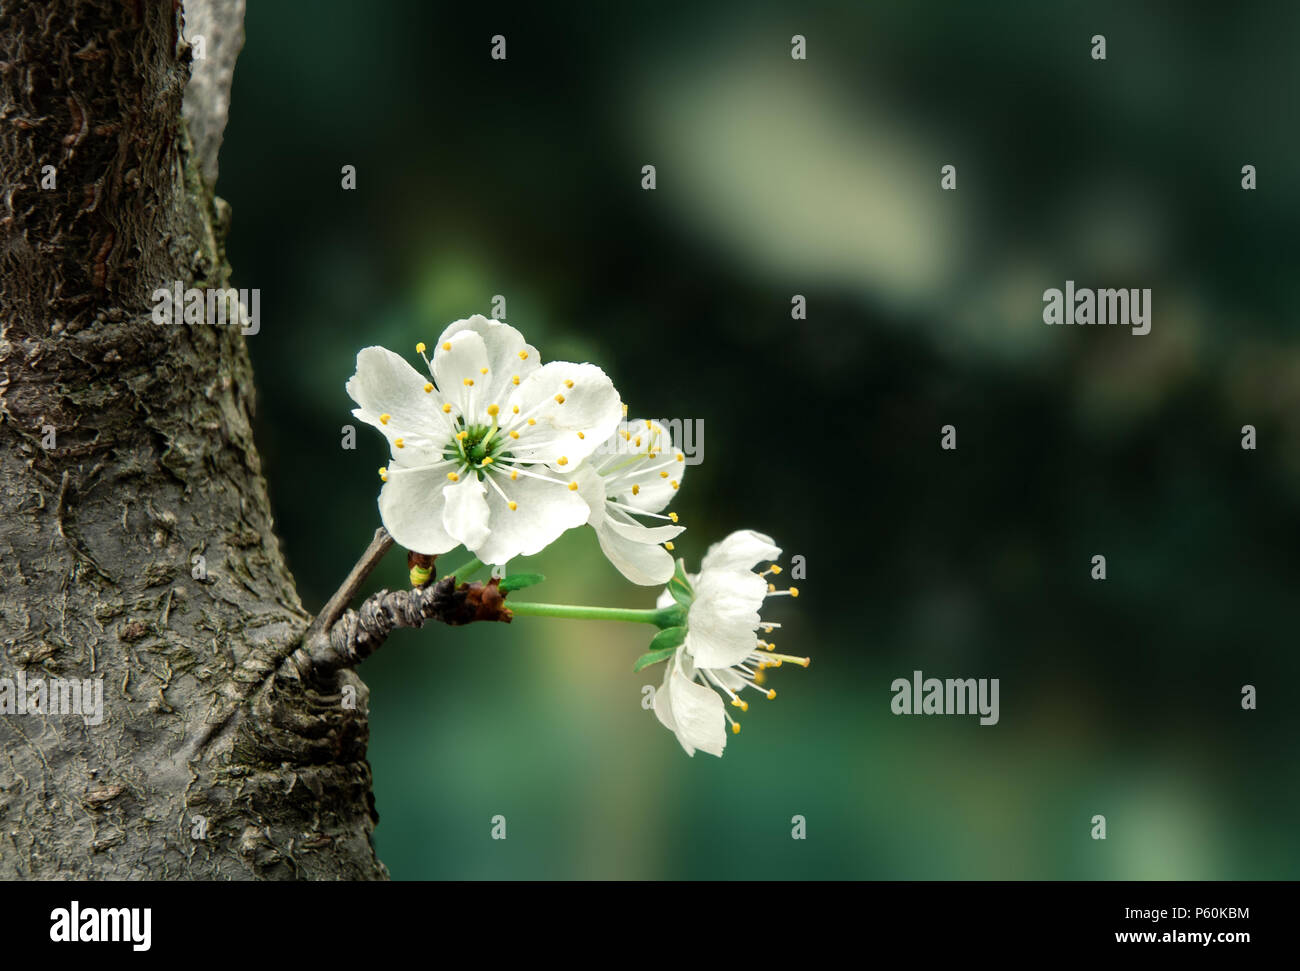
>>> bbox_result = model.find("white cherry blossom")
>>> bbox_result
[347,315,622,563]
[573,417,687,585]
[651,530,807,757]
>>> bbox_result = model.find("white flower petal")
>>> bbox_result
[436,315,540,403]
[684,568,766,668]
[432,330,492,416]
[573,465,607,527]
[346,346,450,451]
[658,652,726,757]
[471,471,589,564]
[504,362,622,467]
[593,519,677,586]
[602,516,684,546]
[377,467,458,555]
[700,529,781,575]
[442,474,491,551]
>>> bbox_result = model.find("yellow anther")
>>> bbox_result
[416,342,426,353]
[442,403,452,413]
[378,466,388,480]
[463,378,474,386]
[424,383,434,393]
[510,470,518,481]
[789,587,799,597]
[577,431,585,439]
[512,375,520,385]
[731,722,741,735]
[768,582,776,592]
[509,430,520,439]
[645,419,652,429]
[664,541,675,551]
[731,698,748,712]
[447,472,459,482]
[482,457,494,465]
[554,394,565,404]
[635,437,641,447]
[394,438,405,448]
[622,403,629,415]
[631,484,640,496]
[668,511,678,523]
[512,405,520,413]
[456,430,468,440]
[621,431,630,440]
[676,453,684,462]
[567,481,578,491]
[442,342,452,351]
[754,668,766,684]
[518,350,528,360]
[766,689,777,700]
[479,367,488,375]
[557,456,568,466]
[379,413,391,424]
[770,564,782,575]
[659,470,668,478]
[527,418,536,425]
[564,379,574,389]
[487,404,499,417]
[670,480,679,490]
[508,501,518,511]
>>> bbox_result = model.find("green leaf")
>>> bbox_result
[667,559,694,606]
[498,572,545,593]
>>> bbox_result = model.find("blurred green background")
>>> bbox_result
[219,1,1300,878]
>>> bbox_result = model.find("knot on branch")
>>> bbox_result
[287,576,511,684]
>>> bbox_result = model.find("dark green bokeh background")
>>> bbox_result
[219,1,1299,878]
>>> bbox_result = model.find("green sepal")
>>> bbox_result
[666,559,694,606]
[632,646,677,673]
[651,604,688,630]
[498,573,545,593]
[632,626,687,672]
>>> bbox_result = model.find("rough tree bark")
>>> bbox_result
[0,0,405,879]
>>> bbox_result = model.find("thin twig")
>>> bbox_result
[302,526,394,655]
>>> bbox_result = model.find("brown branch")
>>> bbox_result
[286,575,512,682]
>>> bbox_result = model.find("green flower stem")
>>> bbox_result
[441,556,484,582]
[507,601,674,626]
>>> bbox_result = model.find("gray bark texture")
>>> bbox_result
[0,0,389,878]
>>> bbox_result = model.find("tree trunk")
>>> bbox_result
[0,0,387,878]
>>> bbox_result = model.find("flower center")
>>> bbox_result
[445,421,514,479]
